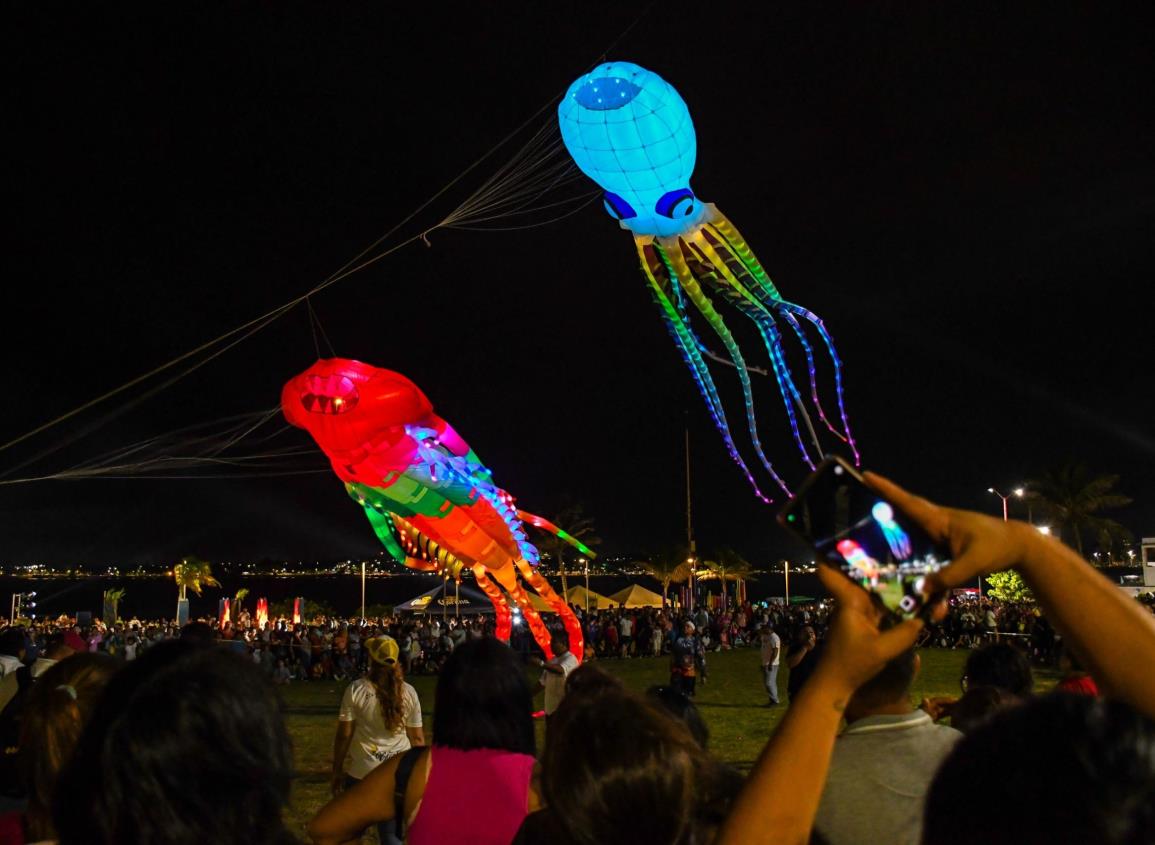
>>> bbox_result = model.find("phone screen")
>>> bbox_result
[778,457,949,616]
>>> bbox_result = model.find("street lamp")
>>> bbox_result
[988,487,1013,521]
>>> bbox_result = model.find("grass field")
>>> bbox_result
[281,647,1058,836]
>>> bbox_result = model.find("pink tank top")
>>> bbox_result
[407,747,535,845]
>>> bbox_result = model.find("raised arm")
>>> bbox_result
[309,749,424,845]
[868,471,1155,718]
[717,566,922,845]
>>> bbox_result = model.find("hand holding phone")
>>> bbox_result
[777,456,950,617]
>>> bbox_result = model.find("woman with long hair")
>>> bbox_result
[309,637,538,845]
[0,653,118,843]
[515,686,738,845]
[330,635,424,845]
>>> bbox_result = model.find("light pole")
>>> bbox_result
[687,557,696,612]
[988,486,1028,522]
[988,487,1012,522]
[581,558,589,616]
[360,561,367,623]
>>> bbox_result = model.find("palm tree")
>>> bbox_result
[697,548,755,607]
[1026,464,1133,559]
[103,588,127,623]
[528,504,601,596]
[639,551,693,606]
[173,556,221,602]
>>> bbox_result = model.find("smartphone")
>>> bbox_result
[777,455,948,616]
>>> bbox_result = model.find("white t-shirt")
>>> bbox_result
[760,632,781,667]
[541,650,580,715]
[339,678,423,779]
[30,657,57,678]
[0,655,23,677]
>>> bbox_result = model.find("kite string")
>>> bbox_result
[0,3,659,463]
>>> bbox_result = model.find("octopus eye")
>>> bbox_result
[603,191,637,221]
[656,188,697,219]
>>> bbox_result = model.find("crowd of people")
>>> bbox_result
[1,473,1155,844]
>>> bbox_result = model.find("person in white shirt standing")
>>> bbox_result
[533,633,579,723]
[330,635,424,845]
[759,625,781,706]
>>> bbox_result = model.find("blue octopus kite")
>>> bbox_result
[559,61,859,500]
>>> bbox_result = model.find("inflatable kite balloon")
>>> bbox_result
[282,359,590,662]
[559,62,859,500]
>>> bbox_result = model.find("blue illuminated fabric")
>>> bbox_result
[558,62,704,238]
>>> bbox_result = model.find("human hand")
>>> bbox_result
[812,565,923,697]
[919,695,958,721]
[864,472,1041,608]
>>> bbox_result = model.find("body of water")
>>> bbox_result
[2,571,828,620]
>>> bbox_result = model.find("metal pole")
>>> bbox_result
[685,426,693,552]
[9,594,16,625]
[584,560,589,616]
[784,561,790,606]
[455,578,460,619]
[360,561,367,623]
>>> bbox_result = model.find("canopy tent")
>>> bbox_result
[564,584,616,610]
[606,583,665,608]
[395,582,492,616]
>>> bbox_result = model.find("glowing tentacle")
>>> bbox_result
[779,310,849,443]
[660,240,792,495]
[514,556,585,663]
[686,235,819,467]
[636,242,772,502]
[516,509,597,558]
[502,575,555,660]
[472,565,512,643]
[705,216,844,440]
[693,226,840,447]
[707,209,859,461]
[777,300,861,465]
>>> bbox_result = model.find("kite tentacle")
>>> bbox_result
[637,242,772,503]
[687,234,819,468]
[472,565,512,643]
[706,211,858,461]
[661,240,792,495]
[704,217,843,439]
[776,300,860,465]
[502,575,554,660]
[514,557,585,663]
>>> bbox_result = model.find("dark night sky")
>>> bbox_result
[4,3,1153,566]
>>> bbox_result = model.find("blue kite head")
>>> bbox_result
[559,62,705,238]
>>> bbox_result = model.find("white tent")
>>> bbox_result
[606,583,665,608]
[564,585,616,610]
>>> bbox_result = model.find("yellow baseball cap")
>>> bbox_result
[366,636,400,666]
